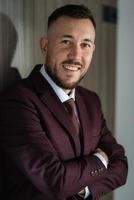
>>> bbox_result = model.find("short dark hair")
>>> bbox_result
[48,4,96,29]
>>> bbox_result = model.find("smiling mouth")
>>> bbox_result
[62,64,81,71]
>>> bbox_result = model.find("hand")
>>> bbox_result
[78,189,85,197]
[95,148,109,164]
[78,189,85,198]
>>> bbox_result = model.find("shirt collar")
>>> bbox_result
[40,65,75,103]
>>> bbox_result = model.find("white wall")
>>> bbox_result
[114,0,134,199]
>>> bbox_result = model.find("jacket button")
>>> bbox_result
[98,168,103,172]
[100,167,104,171]
[91,171,95,176]
[95,170,98,174]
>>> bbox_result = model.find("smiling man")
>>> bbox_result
[0,4,128,200]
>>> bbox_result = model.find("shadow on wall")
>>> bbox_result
[0,13,22,196]
[0,12,21,92]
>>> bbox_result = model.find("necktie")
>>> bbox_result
[64,99,79,134]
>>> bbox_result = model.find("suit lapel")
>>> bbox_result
[41,90,82,157]
[40,88,78,139]
[76,88,93,155]
[29,65,79,140]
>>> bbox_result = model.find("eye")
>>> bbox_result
[61,39,71,45]
[81,42,92,49]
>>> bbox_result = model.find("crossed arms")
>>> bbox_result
[0,87,128,200]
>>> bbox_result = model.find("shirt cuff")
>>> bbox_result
[94,153,108,168]
[78,186,90,199]
[84,186,90,199]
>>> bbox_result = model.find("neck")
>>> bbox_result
[63,88,72,95]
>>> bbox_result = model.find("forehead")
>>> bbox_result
[48,16,95,40]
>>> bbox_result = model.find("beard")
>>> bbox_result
[45,65,85,90]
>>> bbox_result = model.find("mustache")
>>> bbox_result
[62,59,82,67]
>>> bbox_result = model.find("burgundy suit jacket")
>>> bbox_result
[0,65,128,200]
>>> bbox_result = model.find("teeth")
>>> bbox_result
[63,65,79,71]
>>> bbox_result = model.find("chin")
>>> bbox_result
[62,82,78,90]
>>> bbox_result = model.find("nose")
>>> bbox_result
[68,44,81,60]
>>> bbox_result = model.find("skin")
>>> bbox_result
[40,16,108,195]
[40,16,95,94]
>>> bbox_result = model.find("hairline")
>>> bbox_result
[47,4,96,30]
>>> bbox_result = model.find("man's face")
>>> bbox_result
[41,16,95,92]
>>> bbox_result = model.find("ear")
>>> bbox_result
[40,37,48,56]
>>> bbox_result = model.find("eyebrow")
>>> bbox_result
[83,39,94,43]
[61,35,94,43]
[61,35,73,39]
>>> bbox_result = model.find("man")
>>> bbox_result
[0,4,128,200]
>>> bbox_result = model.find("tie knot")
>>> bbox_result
[64,99,75,114]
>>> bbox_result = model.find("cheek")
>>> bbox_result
[49,47,66,61]
[54,52,68,66]
[46,48,56,65]
[85,52,93,64]
[81,53,93,73]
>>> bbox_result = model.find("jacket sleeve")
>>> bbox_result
[88,94,128,199]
